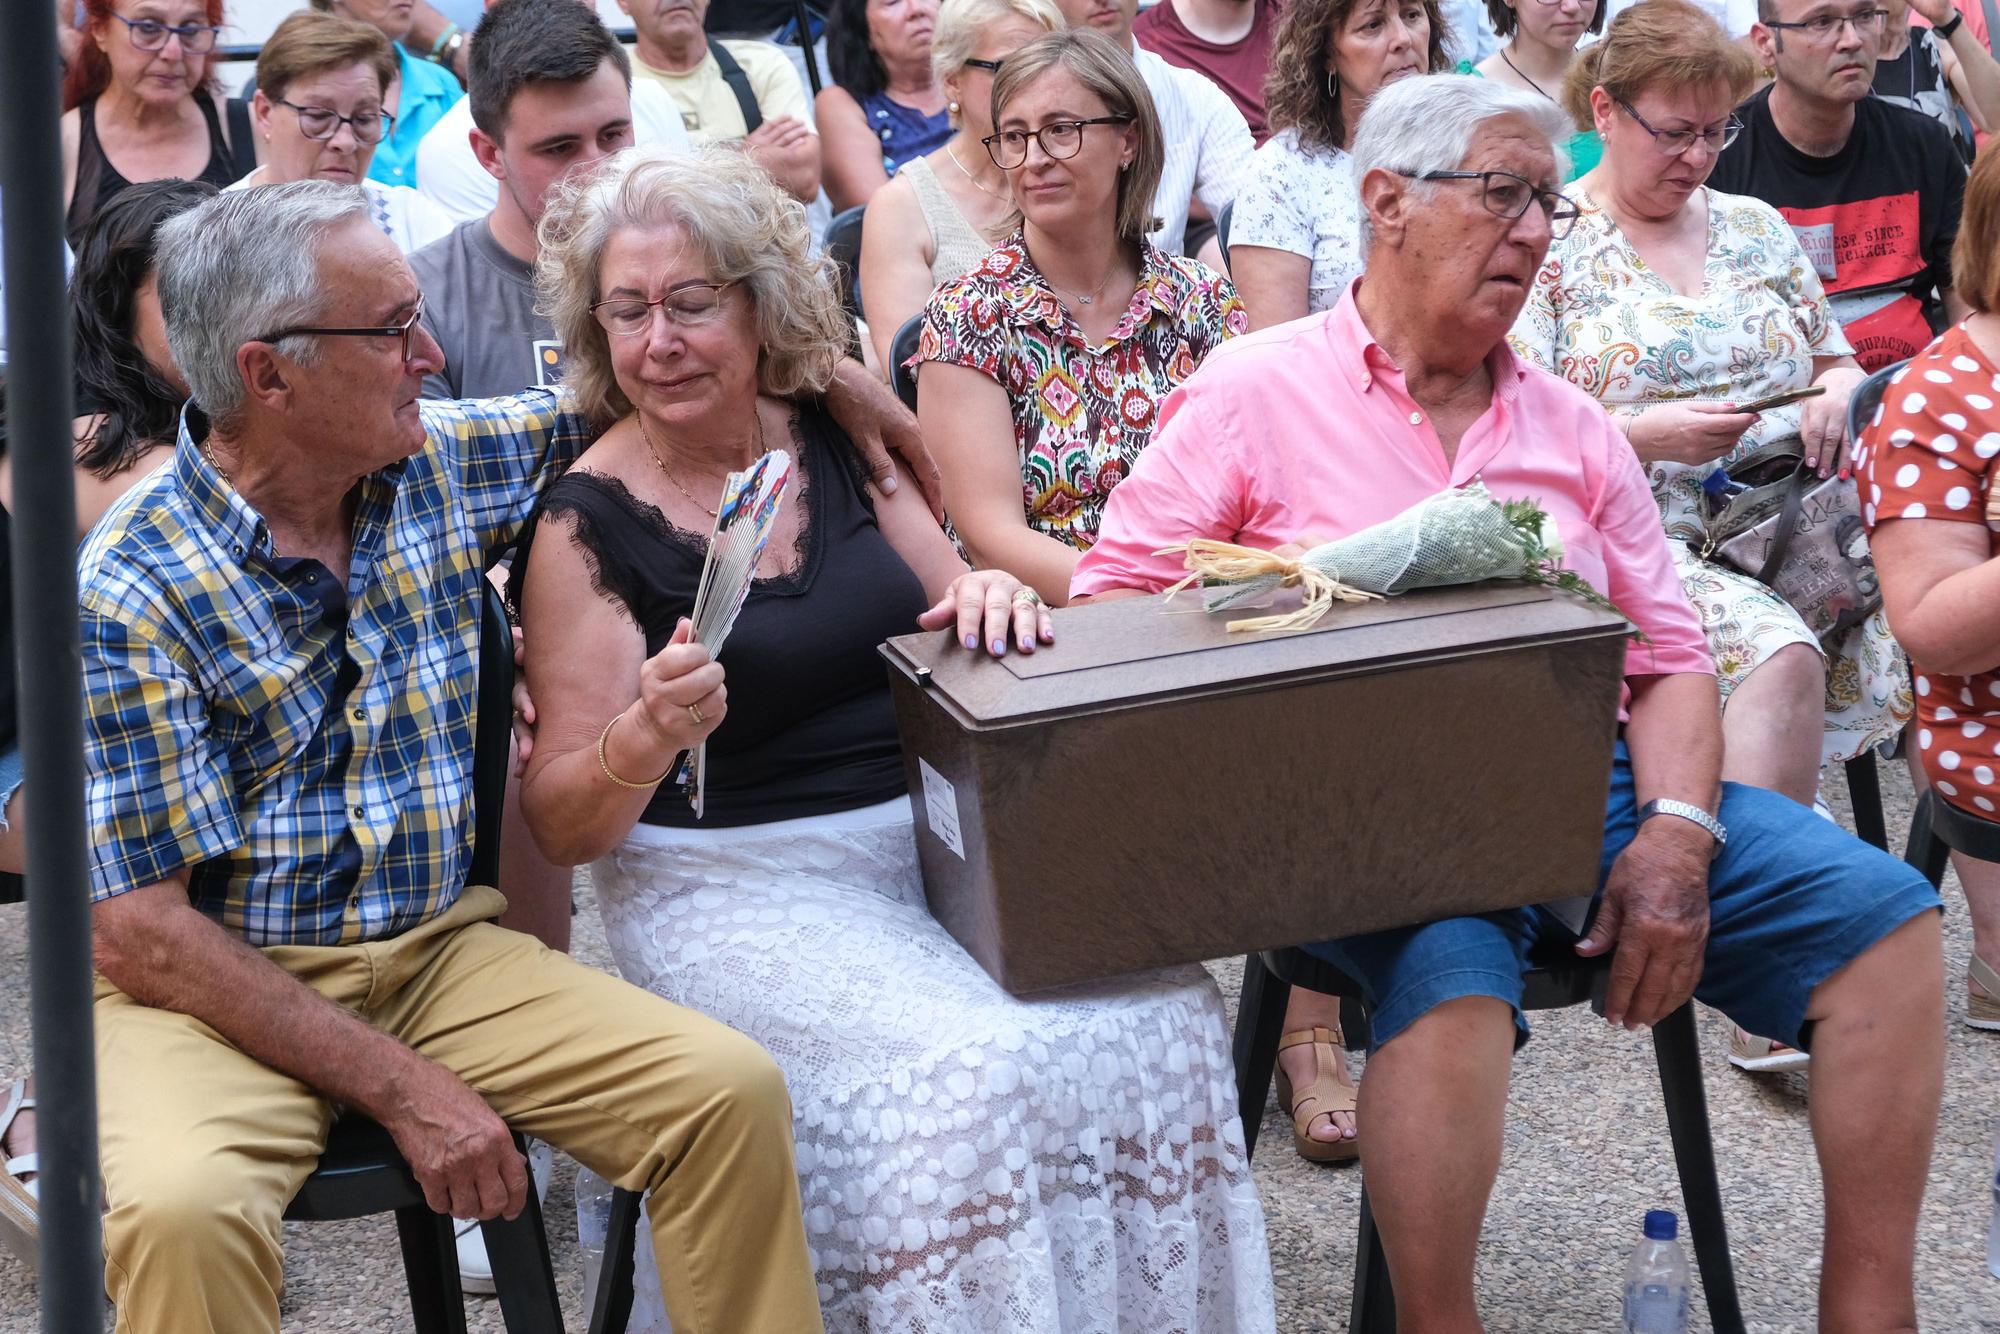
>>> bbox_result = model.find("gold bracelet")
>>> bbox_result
[598,713,673,790]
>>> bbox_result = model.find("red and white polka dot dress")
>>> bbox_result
[1858,324,2000,815]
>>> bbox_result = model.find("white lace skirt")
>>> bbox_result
[591,798,1276,1334]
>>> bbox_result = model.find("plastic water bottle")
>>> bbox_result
[1622,1209,1690,1334]
[576,1165,616,1300]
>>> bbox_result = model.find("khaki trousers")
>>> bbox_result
[94,886,824,1334]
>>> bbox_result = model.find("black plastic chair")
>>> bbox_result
[824,204,867,326]
[1836,358,1911,855]
[1215,198,1234,274]
[1233,943,1745,1334]
[282,583,566,1334]
[1904,784,2000,885]
[890,313,923,412]
[1846,358,1910,445]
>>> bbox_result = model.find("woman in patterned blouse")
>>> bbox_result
[911,28,1247,603]
[1509,0,1897,1073]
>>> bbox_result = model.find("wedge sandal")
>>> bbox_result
[1272,1026,1360,1164]
[0,1077,37,1267]
[1969,955,2000,1032]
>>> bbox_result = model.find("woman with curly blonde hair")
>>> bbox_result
[512,144,1275,1332]
[1229,0,1449,327]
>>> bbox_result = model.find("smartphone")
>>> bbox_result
[1733,385,1827,414]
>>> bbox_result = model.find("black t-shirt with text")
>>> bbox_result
[1707,86,1966,370]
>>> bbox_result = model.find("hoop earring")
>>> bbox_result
[1326,69,1340,101]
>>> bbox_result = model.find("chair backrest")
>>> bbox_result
[890,313,923,411]
[468,581,513,890]
[824,204,867,325]
[1215,198,1234,275]
[1846,358,1910,445]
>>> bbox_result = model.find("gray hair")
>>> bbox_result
[1351,74,1573,242]
[153,181,370,429]
[536,146,850,429]
[931,0,1066,89]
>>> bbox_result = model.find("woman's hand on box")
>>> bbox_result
[920,570,1057,658]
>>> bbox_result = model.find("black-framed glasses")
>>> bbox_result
[589,282,736,337]
[1617,98,1741,156]
[256,295,427,364]
[1396,169,1580,238]
[110,11,223,52]
[276,98,394,145]
[982,116,1131,169]
[1763,6,1887,39]
[962,56,1005,73]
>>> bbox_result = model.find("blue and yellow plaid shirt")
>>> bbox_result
[77,391,590,946]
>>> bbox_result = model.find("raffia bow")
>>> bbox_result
[1156,538,1381,634]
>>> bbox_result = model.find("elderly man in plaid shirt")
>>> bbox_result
[75,180,930,1334]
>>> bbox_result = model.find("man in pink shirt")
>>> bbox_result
[1075,74,1945,1330]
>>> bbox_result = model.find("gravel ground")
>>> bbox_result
[0,761,1995,1331]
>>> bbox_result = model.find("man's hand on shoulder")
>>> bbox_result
[825,359,946,521]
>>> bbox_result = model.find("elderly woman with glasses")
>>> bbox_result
[911,28,1246,604]
[228,11,454,254]
[1509,0,1904,1072]
[857,0,1065,370]
[510,144,1275,1333]
[59,0,245,247]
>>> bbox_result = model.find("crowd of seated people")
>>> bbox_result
[8,0,2000,1328]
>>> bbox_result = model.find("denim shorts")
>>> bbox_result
[1301,742,1942,1051]
[0,742,22,832]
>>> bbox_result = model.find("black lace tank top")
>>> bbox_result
[514,401,930,828]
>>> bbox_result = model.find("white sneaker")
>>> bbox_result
[456,1137,555,1295]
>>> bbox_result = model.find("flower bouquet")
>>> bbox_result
[1157,481,1629,635]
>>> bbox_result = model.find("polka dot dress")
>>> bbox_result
[1858,323,2000,815]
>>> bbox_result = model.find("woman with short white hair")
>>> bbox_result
[857,0,1066,369]
[512,145,1275,1333]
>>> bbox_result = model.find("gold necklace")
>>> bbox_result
[945,141,1009,203]
[201,438,232,487]
[637,410,765,519]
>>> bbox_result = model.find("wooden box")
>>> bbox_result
[880,583,1631,994]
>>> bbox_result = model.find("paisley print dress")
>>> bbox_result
[913,233,1248,550]
[1511,185,1911,765]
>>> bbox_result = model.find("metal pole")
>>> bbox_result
[792,0,822,95]
[0,2,105,1330]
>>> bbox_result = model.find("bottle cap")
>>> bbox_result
[1644,1209,1679,1241]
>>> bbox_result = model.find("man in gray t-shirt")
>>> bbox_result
[413,0,643,399]
[411,217,563,399]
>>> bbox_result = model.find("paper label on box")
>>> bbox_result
[919,759,966,860]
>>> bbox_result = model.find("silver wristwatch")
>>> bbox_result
[1637,798,1727,857]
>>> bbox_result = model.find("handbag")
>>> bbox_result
[1700,438,1882,644]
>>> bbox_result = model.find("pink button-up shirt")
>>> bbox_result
[1070,285,1716,701]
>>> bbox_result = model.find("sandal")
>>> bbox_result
[1272,1026,1360,1164]
[1969,955,2000,1032]
[0,1077,37,1265]
[1727,1027,1810,1073]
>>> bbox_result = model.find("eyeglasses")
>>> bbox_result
[589,282,736,337]
[982,116,1131,169]
[1396,169,1580,238]
[1616,99,1742,157]
[256,295,427,364]
[1763,6,1887,40]
[961,57,1005,72]
[111,12,223,53]
[276,99,395,145]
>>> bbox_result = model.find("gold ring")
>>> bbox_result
[688,703,705,726]
[1011,586,1042,608]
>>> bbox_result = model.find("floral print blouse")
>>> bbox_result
[912,233,1248,550]
[1510,184,1852,547]
[1228,129,1364,317]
